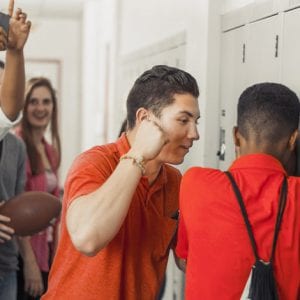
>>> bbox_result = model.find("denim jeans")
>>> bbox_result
[0,270,17,300]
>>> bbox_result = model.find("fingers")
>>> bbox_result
[0,230,13,242]
[0,212,15,240]
[0,203,14,242]
[10,7,28,23]
[0,25,7,50]
[8,0,14,17]
[6,6,31,50]
[0,39,7,51]
[0,223,14,242]
[24,20,31,31]
[19,12,27,23]
[13,8,24,21]
[21,12,27,19]
[0,213,11,222]
[25,278,44,297]
[131,117,169,161]
[146,117,169,144]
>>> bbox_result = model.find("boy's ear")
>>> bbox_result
[288,129,299,151]
[135,108,149,124]
[232,126,240,147]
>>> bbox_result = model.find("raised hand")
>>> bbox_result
[129,117,168,162]
[0,26,7,50]
[7,0,31,51]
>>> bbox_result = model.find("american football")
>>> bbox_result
[0,191,61,236]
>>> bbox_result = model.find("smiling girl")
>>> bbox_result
[15,77,61,300]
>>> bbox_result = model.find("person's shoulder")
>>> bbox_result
[4,132,25,148]
[71,142,119,172]
[2,132,26,162]
[182,166,224,183]
[65,142,119,192]
[287,175,300,189]
[78,141,118,161]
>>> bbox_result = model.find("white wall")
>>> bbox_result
[81,0,118,150]
[222,0,255,14]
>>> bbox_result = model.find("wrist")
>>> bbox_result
[6,48,24,54]
[23,256,36,265]
[120,153,146,175]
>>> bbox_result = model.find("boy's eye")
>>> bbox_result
[179,119,188,124]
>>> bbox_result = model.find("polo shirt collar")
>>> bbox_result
[116,133,131,156]
[229,153,287,175]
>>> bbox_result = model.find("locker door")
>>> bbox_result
[246,14,282,85]
[219,26,247,170]
[281,8,300,96]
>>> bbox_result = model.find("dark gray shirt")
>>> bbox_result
[0,132,25,273]
[0,12,10,34]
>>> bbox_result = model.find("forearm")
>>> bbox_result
[0,49,25,120]
[18,236,44,297]
[67,158,143,256]
[17,236,37,264]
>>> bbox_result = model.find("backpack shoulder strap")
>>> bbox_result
[224,171,288,262]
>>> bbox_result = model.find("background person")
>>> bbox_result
[0,1,32,299]
[16,77,61,300]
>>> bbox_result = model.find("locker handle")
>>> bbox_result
[275,35,279,58]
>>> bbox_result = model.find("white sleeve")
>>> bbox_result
[0,108,22,141]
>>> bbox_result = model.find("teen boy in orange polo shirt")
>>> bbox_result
[43,65,200,300]
[176,82,300,299]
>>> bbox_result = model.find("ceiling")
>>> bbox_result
[0,0,86,19]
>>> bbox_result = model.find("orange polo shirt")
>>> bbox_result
[42,134,180,300]
[176,154,300,299]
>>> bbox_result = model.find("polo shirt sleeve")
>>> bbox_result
[176,212,188,259]
[64,147,115,208]
[0,108,22,141]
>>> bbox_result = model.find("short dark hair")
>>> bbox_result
[238,82,300,143]
[0,60,5,69]
[118,119,127,137]
[126,65,199,129]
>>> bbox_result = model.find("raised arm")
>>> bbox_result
[66,119,167,256]
[0,0,31,120]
